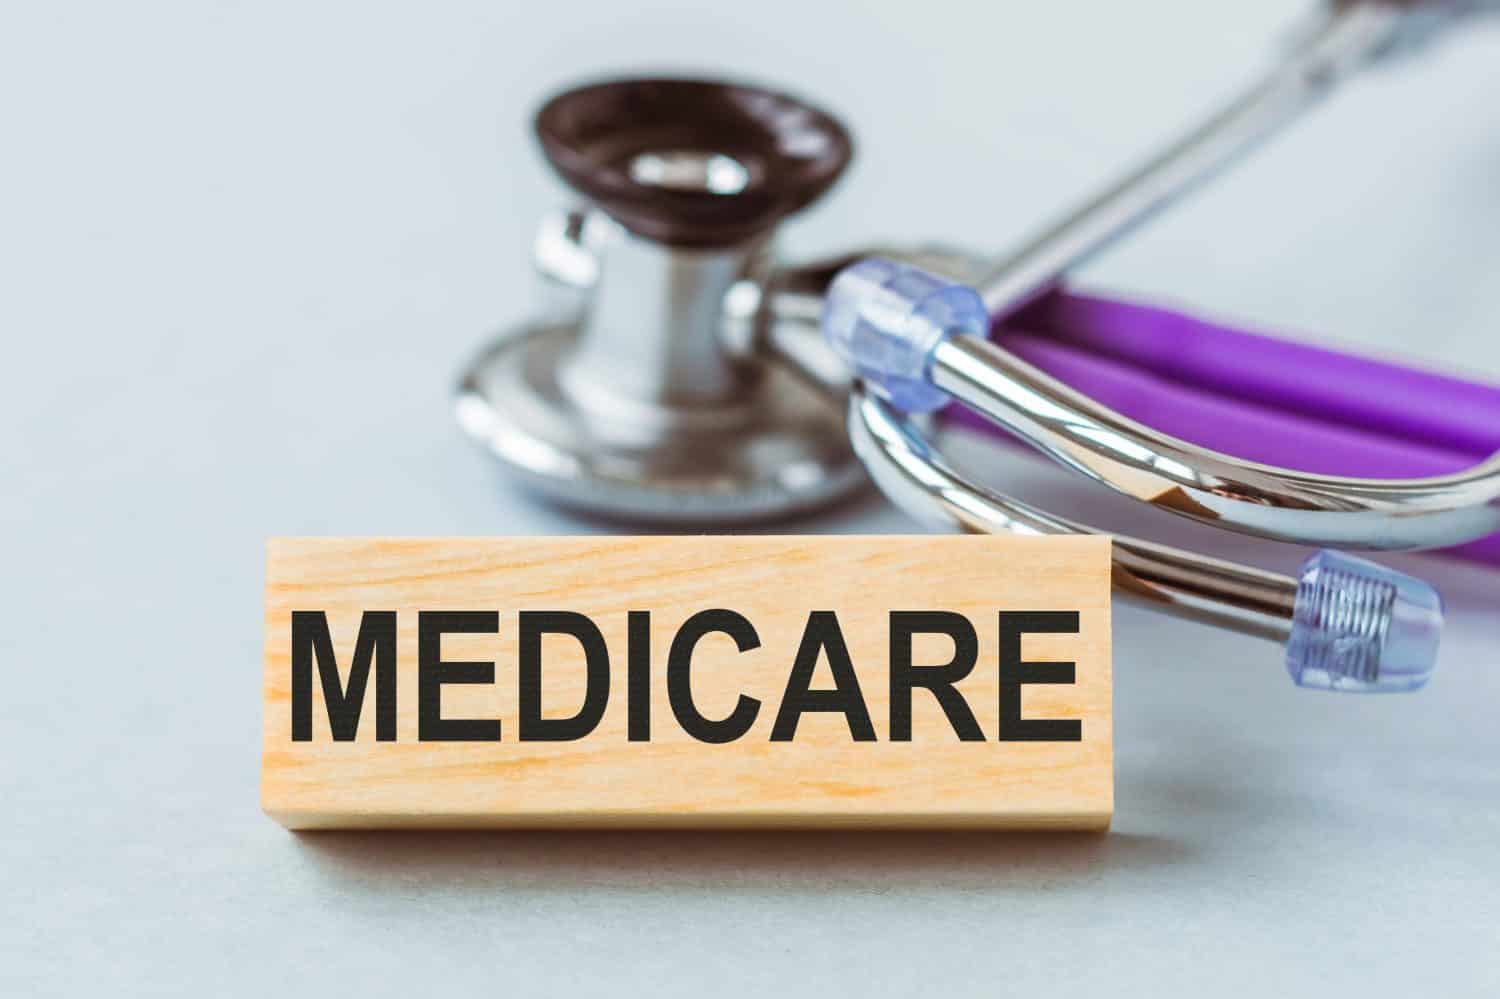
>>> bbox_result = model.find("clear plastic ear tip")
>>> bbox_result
[1285,550,1442,693]
[821,257,988,413]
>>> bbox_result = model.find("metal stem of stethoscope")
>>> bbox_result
[972,1,1405,315]
[760,2,1420,385]
[923,333,1500,551]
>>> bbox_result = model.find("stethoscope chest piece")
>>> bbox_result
[456,77,864,521]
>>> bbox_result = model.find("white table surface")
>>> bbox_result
[4,1,1499,994]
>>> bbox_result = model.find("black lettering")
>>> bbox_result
[418,611,501,742]
[998,611,1082,742]
[770,611,875,742]
[518,611,610,741]
[888,611,983,742]
[291,610,396,742]
[627,611,651,742]
[667,609,762,744]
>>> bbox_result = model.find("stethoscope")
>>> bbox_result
[456,2,1500,695]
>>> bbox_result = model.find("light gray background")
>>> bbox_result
[3,1,1499,994]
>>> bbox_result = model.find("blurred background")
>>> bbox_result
[2,1,1498,994]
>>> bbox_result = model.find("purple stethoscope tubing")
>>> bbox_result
[1024,292,1500,458]
[944,290,1500,565]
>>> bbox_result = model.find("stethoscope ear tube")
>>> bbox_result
[849,389,1442,693]
[826,258,1500,554]
[943,321,1500,567]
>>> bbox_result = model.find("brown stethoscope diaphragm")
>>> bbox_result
[534,77,853,248]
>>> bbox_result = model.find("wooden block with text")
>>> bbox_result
[262,535,1112,829]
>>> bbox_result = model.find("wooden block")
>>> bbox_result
[262,536,1112,830]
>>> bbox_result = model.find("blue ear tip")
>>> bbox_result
[1285,550,1442,692]
[820,257,987,413]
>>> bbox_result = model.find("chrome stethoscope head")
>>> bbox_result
[456,77,866,523]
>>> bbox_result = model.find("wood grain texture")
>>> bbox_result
[262,536,1112,830]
